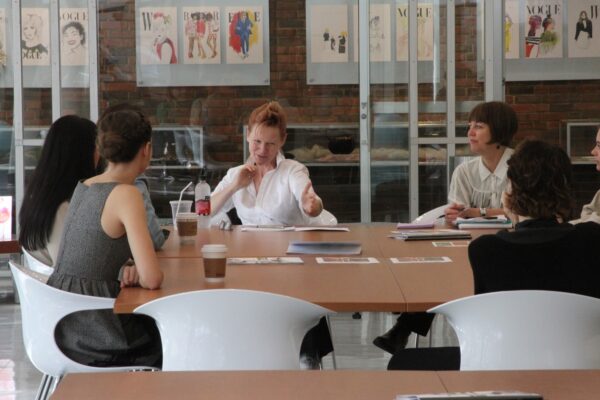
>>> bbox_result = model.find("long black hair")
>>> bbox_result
[19,115,97,251]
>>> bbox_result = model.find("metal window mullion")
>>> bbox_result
[88,0,99,121]
[446,0,456,187]
[50,0,61,119]
[358,0,371,223]
[12,0,24,231]
[408,0,419,221]
[484,0,504,101]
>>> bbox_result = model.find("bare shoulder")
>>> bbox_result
[109,183,144,205]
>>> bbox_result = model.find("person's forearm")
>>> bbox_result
[211,183,239,215]
[486,207,505,217]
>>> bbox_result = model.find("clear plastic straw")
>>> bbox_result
[175,181,193,218]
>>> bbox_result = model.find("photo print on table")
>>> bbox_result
[524,0,562,59]
[60,8,88,66]
[309,4,348,63]
[568,0,600,58]
[182,6,221,64]
[21,8,50,66]
[396,2,433,61]
[226,6,263,64]
[139,7,179,65]
[353,4,392,62]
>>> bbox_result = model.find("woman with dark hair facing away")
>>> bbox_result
[387,140,600,371]
[374,101,519,355]
[99,103,167,250]
[47,110,163,367]
[19,115,98,267]
[469,140,600,296]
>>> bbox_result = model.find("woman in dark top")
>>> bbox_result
[388,140,600,371]
[469,139,600,297]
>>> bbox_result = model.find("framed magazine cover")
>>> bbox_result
[503,0,600,81]
[0,0,91,89]
[135,0,270,87]
[306,0,440,85]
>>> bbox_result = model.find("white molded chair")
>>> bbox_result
[412,204,448,224]
[309,209,337,226]
[134,289,333,371]
[9,261,154,400]
[429,290,600,370]
[22,248,54,276]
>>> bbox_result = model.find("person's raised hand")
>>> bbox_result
[234,164,256,190]
[301,182,322,217]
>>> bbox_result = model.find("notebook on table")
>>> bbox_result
[286,241,362,255]
[455,216,512,230]
[389,229,471,241]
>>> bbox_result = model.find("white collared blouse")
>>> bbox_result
[448,147,514,208]
[212,153,311,226]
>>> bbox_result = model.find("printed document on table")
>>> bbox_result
[241,225,295,232]
[316,257,379,264]
[396,390,542,399]
[286,241,362,255]
[294,226,350,232]
[227,257,304,265]
[432,241,470,248]
[390,256,452,264]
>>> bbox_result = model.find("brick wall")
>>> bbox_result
[9,0,600,221]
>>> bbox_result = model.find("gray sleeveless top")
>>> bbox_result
[47,182,161,367]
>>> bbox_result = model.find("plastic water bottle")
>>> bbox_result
[195,169,211,229]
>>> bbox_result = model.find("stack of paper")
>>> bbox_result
[227,257,303,265]
[389,229,471,241]
[241,225,294,232]
[294,226,349,232]
[240,226,350,232]
[396,390,543,400]
[396,390,542,399]
[286,241,362,255]
[396,222,435,229]
[455,216,512,230]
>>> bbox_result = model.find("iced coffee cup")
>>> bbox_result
[170,200,192,231]
[176,212,197,244]
[201,244,228,282]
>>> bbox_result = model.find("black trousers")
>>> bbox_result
[300,317,333,359]
[396,312,435,336]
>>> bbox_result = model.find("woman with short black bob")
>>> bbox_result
[469,140,600,297]
[445,101,518,222]
[47,110,163,367]
[19,115,98,267]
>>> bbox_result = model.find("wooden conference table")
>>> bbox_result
[115,224,490,314]
[51,369,600,400]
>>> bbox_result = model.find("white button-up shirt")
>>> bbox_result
[212,153,311,225]
[448,148,514,208]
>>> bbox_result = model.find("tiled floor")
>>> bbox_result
[0,261,457,399]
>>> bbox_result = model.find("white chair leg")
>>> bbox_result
[36,374,54,400]
[48,375,62,397]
